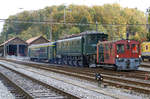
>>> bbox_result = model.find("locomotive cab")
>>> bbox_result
[84,33,108,66]
[97,40,141,70]
[115,40,141,70]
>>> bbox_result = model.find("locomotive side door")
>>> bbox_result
[98,44,104,63]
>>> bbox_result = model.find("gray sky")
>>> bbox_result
[0,0,149,32]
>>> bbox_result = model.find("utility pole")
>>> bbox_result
[4,25,9,57]
[96,21,98,32]
[146,7,150,33]
[50,24,52,41]
[64,6,66,24]
[49,16,53,41]
[63,6,72,24]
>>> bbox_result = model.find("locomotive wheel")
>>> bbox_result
[71,60,76,66]
[78,60,83,67]
[67,60,70,65]
[113,66,118,71]
[75,61,78,66]
[61,60,65,65]
[64,60,67,65]
[69,60,72,66]
[73,60,77,66]
[58,59,62,64]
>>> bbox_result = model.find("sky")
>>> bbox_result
[0,0,150,33]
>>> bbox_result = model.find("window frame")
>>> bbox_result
[117,44,125,54]
[131,44,138,53]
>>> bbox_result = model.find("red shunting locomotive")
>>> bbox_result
[96,40,141,70]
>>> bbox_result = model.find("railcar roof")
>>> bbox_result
[29,42,55,48]
[57,36,82,42]
[98,39,139,44]
[60,31,107,40]
[80,31,106,35]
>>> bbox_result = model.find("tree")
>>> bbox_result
[79,16,89,32]
[69,27,80,34]
[0,4,147,43]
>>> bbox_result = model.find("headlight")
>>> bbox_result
[116,55,119,58]
[139,55,141,58]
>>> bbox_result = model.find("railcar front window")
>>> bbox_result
[127,44,130,49]
[146,45,148,50]
[132,44,138,53]
[117,44,124,53]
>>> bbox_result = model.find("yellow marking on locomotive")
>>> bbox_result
[141,42,150,56]
[30,45,55,49]
[141,42,150,52]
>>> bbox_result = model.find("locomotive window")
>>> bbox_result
[110,44,112,49]
[105,44,109,51]
[117,44,124,53]
[88,35,96,43]
[132,44,138,53]
[90,35,96,41]
[146,45,148,50]
[127,44,130,49]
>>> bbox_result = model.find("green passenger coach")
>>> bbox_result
[28,42,56,62]
[55,31,108,67]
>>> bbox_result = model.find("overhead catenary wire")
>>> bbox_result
[0,18,149,26]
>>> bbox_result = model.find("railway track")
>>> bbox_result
[0,58,150,95]
[0,73,32,99]
[140,62,150,68]
[0,63,79,99]
[0,60,134,99]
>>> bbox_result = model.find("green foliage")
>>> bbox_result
[0,4,147,43]
[69,27,80,34]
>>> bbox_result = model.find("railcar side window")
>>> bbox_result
[117,44,124,53]
[146,45,148,50]
[105,44,109,51]
[132,44,138,53]
[127,44,130,49]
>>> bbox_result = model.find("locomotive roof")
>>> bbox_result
[57,36,82,42]
[80,31,106,35]
[29,42,55,48]
[98,39,139,44]
[60,31,108,40]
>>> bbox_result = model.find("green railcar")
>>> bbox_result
[28,42,56,62]
[56,31,108,67]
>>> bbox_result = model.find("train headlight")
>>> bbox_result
[139,55,141,58]
[116,55,119,58]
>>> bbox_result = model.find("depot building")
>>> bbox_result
[0,37,28,57]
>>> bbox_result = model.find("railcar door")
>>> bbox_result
[126,41,131,57]
[98,44,104,63]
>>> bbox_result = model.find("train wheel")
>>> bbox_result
[76,60,80,67]
[61,60,65,65]
[73,61,77,66]
[71,60,76,66]
[113,65,118,71]
[78,61,83,67]
[74,60,77,67]
[67,60,70,65]
[58,59,61,64]
[56,59,58,64]
[64,60,67,65]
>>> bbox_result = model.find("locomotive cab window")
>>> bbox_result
[127,44,130,49]
[132,44,138,53]
[87,35,96,44]
[117,44,124,53]
[146,45,148,50]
